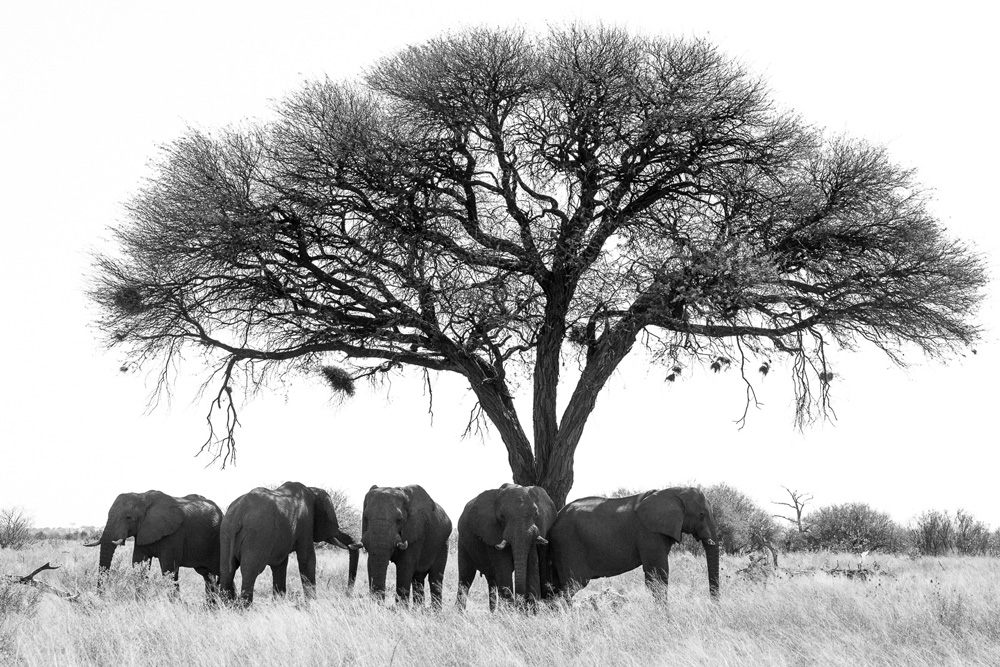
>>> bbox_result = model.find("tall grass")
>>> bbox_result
[3,542,999,666]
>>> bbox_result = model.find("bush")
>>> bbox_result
[0,506,35,550]
[782,529,813,553]
[809,503,908,554]
[913,509,994,556]
[913,509,953,555]
[701,483,780,556]
[954,509,992,556]
[324,488,361,542]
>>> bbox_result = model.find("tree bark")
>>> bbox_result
[536,323,639,507]
[532,279,570,486]
[457,354,537,485]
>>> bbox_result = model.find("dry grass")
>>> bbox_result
[2,542,999,666]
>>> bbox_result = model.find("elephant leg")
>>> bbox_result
[524,547,541,611]
[394,559,415,608]
[642,562,670,603]
[239,559,267,606]
[411,576,426,607]
[155,552,182,595]
[195,567,217,603]
[221,556,239,602]
[428,573,444,611]
[456,545,477,611]
[297,546,317,600]
[489,549,515,607]
[132,548,154,575]
[429,543,448,610]
[638,533,672,603]
[486,578,499,612]
[552,558,588,603]
[272,556,289,596]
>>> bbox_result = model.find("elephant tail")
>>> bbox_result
[218,525,240,599]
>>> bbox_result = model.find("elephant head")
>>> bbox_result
[361,485,433,598]
[307,486,361,589]
[637,487,721,597]
[85,491,184,572]
[470,483,556,603]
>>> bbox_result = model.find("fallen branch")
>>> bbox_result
[3,562,81,601]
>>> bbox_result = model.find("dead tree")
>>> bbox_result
[773,487,814,533]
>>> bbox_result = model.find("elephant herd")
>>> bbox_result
[86,482,721,609]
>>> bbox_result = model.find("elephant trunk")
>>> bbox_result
[346,544,359,592]
[705,540,721,598]
[366,551,390,600]
[364,523,397,600]
[509,521,539,607]
[98,539,117,573]
[513,537,530,602]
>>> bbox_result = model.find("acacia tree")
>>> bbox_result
[92,26,985,506]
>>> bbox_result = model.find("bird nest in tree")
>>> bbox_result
[319,365,355,397]
[112,287,145,315]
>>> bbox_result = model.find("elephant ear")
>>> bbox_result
[530,487,558,534]
[469,489,505,545]
[310,487,341,542]
[400,485,432,546]
[135,493,184,546]
[635,490,685,543]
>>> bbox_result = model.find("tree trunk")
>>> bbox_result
[457,354,536,485]
[532,280,569,486]
[536,323,639,507]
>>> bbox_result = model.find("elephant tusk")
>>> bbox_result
[348,543,363,551]
[495,539,508,550]
[83,541,101,548]
[396,540,408,551]
[535,536,548,545]
[705,539,716,547]
[112,538,126,546]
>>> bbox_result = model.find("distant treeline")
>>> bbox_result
[609,484,1000,557]
[33,527,102,542]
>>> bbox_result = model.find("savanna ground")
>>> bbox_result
[2,541,999,666]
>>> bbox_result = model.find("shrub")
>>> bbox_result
[809,503,908,553]
[324,488,361,542]
[701,484,780,556]
[954,509,992,556]
[0,506,35,550]
[913,509,953,555]
[913,509,994,556]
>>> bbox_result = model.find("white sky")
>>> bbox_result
[1,1,997,531]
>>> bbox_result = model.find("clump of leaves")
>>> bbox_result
[319,365,356,397]
[710,357,731,373]
[112,286,145,315]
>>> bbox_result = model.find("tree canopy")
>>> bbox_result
[92,26,986,506]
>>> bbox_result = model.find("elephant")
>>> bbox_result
[548,487,720,601]
[456,483,556,611]
[85,491,223,596]
[218,481,360,605]
[361,484,452,608]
